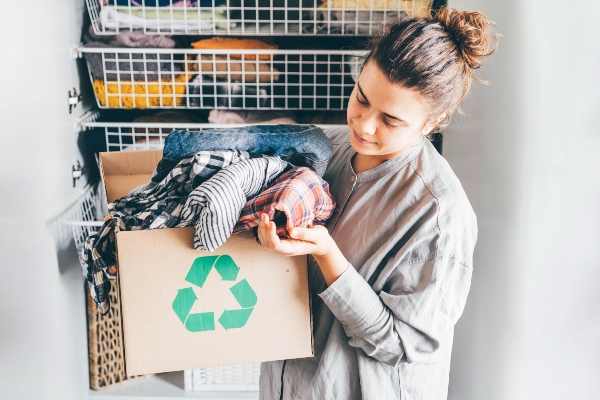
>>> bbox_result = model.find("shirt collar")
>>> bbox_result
[345,136,426,183]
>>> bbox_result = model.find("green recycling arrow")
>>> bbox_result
[172,287,216,332]
[218,308,253,330]
[185,255,240,288]
[172,287,196,323]
[229,279,257,308]
[172,255,257,332]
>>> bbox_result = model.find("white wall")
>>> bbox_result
[1,1,599,399]
[0,0,90,399]
[445,1,600,399]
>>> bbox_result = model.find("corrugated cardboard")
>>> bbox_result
[98,150,313,376]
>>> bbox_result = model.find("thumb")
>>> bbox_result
[289,227,315,242]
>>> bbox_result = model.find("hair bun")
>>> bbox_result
[431,7,498,70]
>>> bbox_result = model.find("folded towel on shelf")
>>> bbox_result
[233,166,336,240]
[93,73,190,108]
[208,109,296,124]
[84,25,176,48]
[99,5,232,32]
[187,54,280,83]
[191,37,277,61]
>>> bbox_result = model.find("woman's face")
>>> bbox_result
[347,61,443,162]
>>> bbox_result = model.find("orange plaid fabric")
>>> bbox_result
[233,166,336,239]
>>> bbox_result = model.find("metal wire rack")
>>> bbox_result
[87,0,432,36]
[78,111,348,151]
[185,363,260,391]
[79,46,366,110]
[60,183,262,391]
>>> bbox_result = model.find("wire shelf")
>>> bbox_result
[185,363,260,391]
[79,112,347,152]
[80,47,365,110]
[87,0,432,36]
[63,182,260,392]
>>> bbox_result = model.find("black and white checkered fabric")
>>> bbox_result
[83,150,249,315]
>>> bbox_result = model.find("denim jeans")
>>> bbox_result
[163,124,333,176]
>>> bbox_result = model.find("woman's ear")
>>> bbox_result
[421,114,447,135]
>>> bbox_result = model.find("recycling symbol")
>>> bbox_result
[172,255,257,332]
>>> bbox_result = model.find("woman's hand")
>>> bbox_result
[256,213,333,257]
[257,213,350,285]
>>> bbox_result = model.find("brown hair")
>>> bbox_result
[364,7,499,131]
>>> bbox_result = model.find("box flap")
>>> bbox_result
[99,150,162,203]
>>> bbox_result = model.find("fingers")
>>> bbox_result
[257,213,280,250]
[289,225,326,244]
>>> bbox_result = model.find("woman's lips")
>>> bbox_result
[353,128,376,145]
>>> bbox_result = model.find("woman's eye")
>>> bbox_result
[357,93,368,105]
[383,118,398,128]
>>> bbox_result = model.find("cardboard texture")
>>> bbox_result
[98,150,314,376]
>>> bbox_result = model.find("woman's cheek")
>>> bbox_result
[347,97,360,122]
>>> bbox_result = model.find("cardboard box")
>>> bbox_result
[99,150,314,376]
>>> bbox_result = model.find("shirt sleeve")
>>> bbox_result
[318,256,472,366]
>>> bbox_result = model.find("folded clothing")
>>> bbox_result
[316,10,408,34]
[318,0,430,12]
[177,156,288,251]
[93,74,189,109]
[99,5,232,32]
[234,166,336,240]
[83,24,176,48]
[83,150,249,315]
[191,37,277,61]
[164,124,332,176]
[188,75,271,108]
[227,0,317,23]
[187,54,280,83]
[208,109,296,124]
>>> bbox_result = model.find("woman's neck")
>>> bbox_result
[352,153,385,174]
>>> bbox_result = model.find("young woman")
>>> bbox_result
[257,8,498,399]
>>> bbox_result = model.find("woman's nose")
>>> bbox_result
[357,113,377,136]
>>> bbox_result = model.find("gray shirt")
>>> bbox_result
[260,127,477,400]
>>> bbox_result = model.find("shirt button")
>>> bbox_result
[349,176,356,183]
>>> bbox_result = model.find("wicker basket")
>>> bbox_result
[85,278,145,390]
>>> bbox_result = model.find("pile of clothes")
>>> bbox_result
[83,125,336,315]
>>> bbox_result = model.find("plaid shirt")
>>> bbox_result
[82,150,248,315]
[233,166,337,240]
